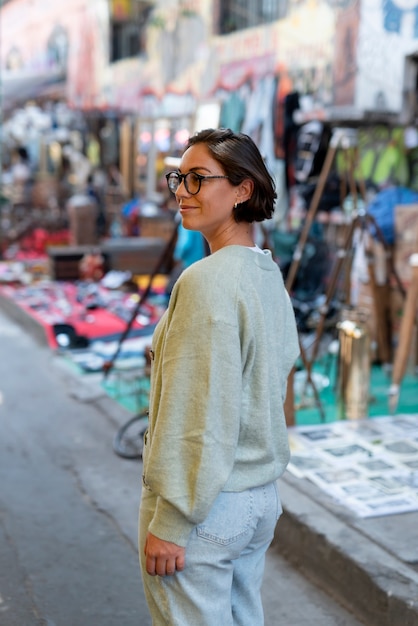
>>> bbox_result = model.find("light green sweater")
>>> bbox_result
[143,245,300,547]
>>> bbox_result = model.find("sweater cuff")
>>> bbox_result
[148,496,196,548]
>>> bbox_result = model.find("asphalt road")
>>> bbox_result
[0,309,364,625]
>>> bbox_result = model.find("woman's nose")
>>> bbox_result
[175,180,190,198]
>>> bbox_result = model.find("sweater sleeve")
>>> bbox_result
[145,275,243,547]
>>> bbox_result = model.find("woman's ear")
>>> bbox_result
[237,178,254,204]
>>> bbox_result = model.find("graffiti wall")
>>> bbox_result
[100,0,336,109]
[3,0,417,126]
[0,0,75,72]
[0,0,107,110]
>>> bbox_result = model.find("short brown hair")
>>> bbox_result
[185,128,277,223]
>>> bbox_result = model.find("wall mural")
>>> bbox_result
[383,0,418,37]
[0,0,79,73]
[2,0,418,152]
[356,0,418,114]
[0,0,106,112]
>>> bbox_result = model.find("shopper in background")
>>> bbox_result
[139,128,300,626]
[173,220,207,269]
[166,217,207,294]
[10,146,33,208]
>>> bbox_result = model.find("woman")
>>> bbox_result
[139,128,300,625]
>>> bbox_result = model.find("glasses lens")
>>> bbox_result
[184,172,200,194]
[167,173,180,193]
[166,172,202,195]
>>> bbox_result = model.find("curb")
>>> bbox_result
[0,291,49,347]
[274,474,418,626]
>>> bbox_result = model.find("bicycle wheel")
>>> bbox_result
[113,412,148,460]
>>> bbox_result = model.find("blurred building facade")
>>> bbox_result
[1,0,418,198]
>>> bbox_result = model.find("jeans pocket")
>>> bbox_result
[197,491,252,546]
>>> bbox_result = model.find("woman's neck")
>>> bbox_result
[207,223,254,253]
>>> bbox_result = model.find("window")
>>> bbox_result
[110,1,154,62]
[218,0,284,34]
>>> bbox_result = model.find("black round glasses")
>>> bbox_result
[166,171,229,195]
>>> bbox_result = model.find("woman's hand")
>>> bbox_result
[144,532,186,577]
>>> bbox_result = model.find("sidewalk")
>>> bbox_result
[2,296,418,625]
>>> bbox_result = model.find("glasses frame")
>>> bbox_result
[165,171,229,195]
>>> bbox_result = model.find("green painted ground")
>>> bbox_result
[62,349,416,427]
[294,359,418,425]
[102,373,150,415]
[101,358,417,426]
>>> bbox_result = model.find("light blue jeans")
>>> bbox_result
[139,481,282,626]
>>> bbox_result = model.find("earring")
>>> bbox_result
[234,201,239,209]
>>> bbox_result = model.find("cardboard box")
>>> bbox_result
[48,238,170,280]
[101,237,169,274]
[139,214,176,242]
[48,245,107,281]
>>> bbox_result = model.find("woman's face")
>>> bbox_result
[175,143,238,240]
